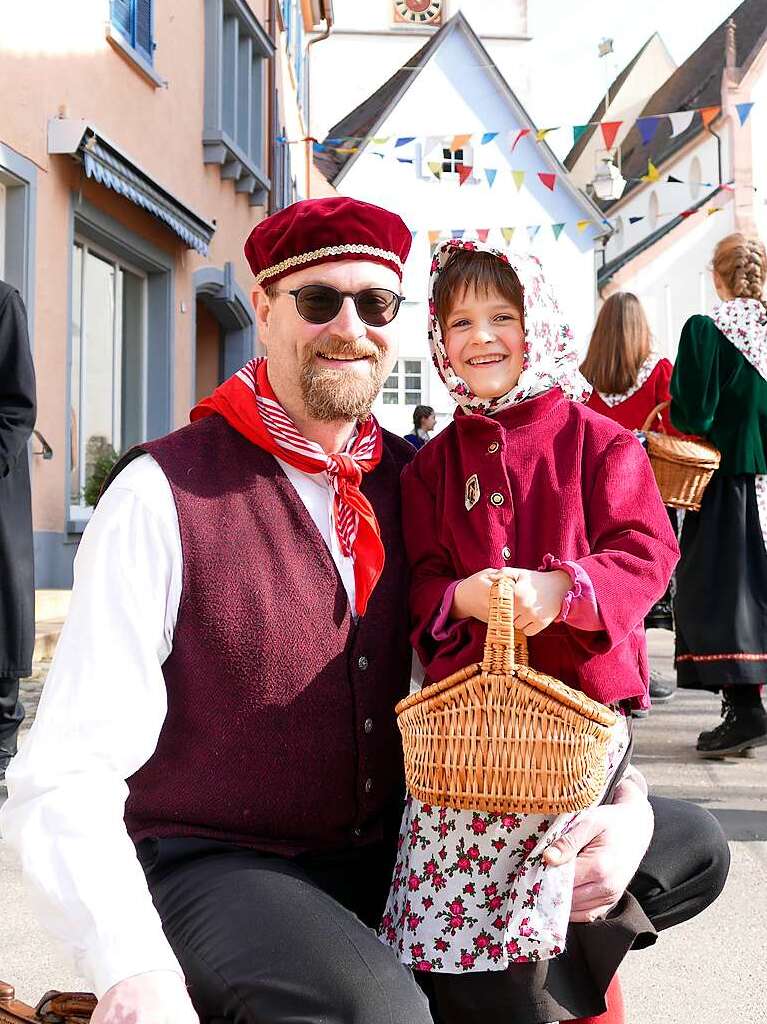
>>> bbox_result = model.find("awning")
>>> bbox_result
[48,118,215,256]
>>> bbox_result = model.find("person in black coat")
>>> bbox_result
[0,280,36,780]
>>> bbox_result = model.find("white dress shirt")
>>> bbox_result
[0,452,357,997]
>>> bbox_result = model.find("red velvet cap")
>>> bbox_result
[244,196,413,287]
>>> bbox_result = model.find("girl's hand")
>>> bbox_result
[451,567,514,623]
[507,568,571,636]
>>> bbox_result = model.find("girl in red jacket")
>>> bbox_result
[379,240,678,1024]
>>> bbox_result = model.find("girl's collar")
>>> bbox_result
[453,386,566,432]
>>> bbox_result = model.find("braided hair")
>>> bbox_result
[713,232,767,310]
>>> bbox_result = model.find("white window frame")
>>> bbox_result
[70,236,148,520]
[383,358,425,406]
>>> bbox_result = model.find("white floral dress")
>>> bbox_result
[379,718,628,974]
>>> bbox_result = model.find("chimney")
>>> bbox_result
[726,17,736,69]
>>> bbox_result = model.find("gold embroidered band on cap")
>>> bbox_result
[253,244,404,286]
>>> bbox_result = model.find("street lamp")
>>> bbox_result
[592,157,626,202]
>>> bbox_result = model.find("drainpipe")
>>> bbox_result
[707,17,736,190]
[267,0,278,213]
[304,2,333,199]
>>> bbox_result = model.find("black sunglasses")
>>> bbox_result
[280,285,404,326]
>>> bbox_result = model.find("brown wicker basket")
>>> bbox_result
[396,577,617,814]
[641,402,721,511]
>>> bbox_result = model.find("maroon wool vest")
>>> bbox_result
[117,414,413,855]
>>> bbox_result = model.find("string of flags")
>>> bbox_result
[285,100,756,154]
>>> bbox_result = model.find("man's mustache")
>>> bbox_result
[308,338,383,363]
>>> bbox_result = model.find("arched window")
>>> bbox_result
[649,191,659,231]
[689,156,702,200]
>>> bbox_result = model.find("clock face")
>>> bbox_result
[393,0,443,25]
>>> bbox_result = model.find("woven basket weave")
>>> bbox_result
[641,402,720,512]
[396,577,617,814]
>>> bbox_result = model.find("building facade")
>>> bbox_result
[0,0,331,586]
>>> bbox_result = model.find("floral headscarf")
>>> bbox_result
[711,298,767,383]
[427,239,592,415]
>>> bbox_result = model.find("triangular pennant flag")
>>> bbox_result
[458,164,473,186]
[312,141,327,153]
[510,128,530,152]
[477,228,490,242]
[372,136,390,145]
[450,133,472,152]
[481,132,499,145]
[722,182,736,191]
[512,170,525,191]
[395,136,416,147]
[679,209,696,219]
[427,161,443,179]
[666,174,683,184]
[576,219,591,233]
[637,116,660,146]
[538,172,556,191]
[411,230,418,239]
[422,136,443,157]
[535,127,558,142]
[699,106,720,128]
[736,102,754,126]
[428,230,442,246]
[485,168,497,187]
[451,229,465,239]
[642,159,660,183]
[600,121,622,150]
[552,223,566,240]
[501,227,515,243]
[707,206,723,216]
[668,111,695,137]
[527,225,541,242]
[397,157,414,164]
[629,216,644,224]
[573,125,589,145]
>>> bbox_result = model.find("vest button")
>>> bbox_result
[502,546,512,560]
[364,718,374,734]
[358,655,369,670]
[364,777,373,793]
[487,441,500,454]
[490,492,505,507]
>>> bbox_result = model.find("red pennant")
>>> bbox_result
[477,228,490,242]
[538,172,556,191]
[679,209,696,219]
[600,121,622,150]
[458,164,473,186]
[510,128,531,152]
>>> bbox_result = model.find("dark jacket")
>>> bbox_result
[0,282,36,678]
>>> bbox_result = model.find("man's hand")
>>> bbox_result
[544,777,654,923]
[91,970,199,1024]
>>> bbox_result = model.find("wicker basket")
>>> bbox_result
[396,577,617,815]
[641,402,721,512]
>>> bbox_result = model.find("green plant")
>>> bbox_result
[83,446,120,507]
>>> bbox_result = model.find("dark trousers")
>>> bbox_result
[140,796,729,1024]
[0,676,24,758]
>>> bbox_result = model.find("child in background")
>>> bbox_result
[379,241,678,1024]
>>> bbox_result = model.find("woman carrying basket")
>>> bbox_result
[670,232,767,756]
[378,240,678,1024]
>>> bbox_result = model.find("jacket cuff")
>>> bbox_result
[431,579,465,641]
[539,554,603,631]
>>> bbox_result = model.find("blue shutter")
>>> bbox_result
[111,0,133,38]
[136,0,153,61]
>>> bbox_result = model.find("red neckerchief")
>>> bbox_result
[192,358,384,616]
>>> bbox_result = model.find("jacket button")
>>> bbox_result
[352,827,362,838]
[487,441,500,454]
[364,778,373,793]
[358,655,369,670]
[502,546,512,560]
[364,718,374,734]
[490,492,505,507]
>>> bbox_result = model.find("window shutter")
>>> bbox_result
[136,0,153,61]
[111,0,133,38]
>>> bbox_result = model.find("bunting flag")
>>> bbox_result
[477,228,491,242]
[552,223,566,240]
[699,106,721,128]
[451,229,465,239]
[629,216,644,224]
[397,157,414,164]
[535,127,558,142]
[679,209,696,219]
[707,206,723,216]
[451,133,472,152]
[481,132,499,145]
[538,172,556,191]
[428,230,443,246]
[572,125,589,145]
[642,159,660,183]
[637,116,660,146]
[312,142,326,153]
[527,225,541,241]
[600,121,622,150]
[576,219,592,233]
[668,111,695,137]
[427,160,443,178]
[395,136,416,147]
[485,168,497,187]
[667,174,683,183]
[736,102,754,126]
[372,136,390,145]
[458,164,473,185]
[501,227,515,243]
[422,135,443,156]
[510,128,530,152]
[512,170,525,191]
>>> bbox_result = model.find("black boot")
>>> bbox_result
[649,673,675,703]
[697,699,767,757]
[0,676,24,781]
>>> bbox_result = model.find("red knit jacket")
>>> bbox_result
[403,388,679,709]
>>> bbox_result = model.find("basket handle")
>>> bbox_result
[481,576,528,674]
[641,400,669,434]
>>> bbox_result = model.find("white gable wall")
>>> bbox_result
[335,25,600,435]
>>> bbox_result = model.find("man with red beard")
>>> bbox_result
[2,198,727,1024]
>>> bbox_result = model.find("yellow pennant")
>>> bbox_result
[501,227,515,243]
[512,170,525,191]
[535,127,557,142]
[642,159,660,183]
[372,136,390,145]
[427,161,443,178]
[707,206,723,216]
[450,133,472,151]
[576,219,592,233]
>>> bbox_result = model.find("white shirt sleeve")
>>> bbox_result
[0,454,184,997]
